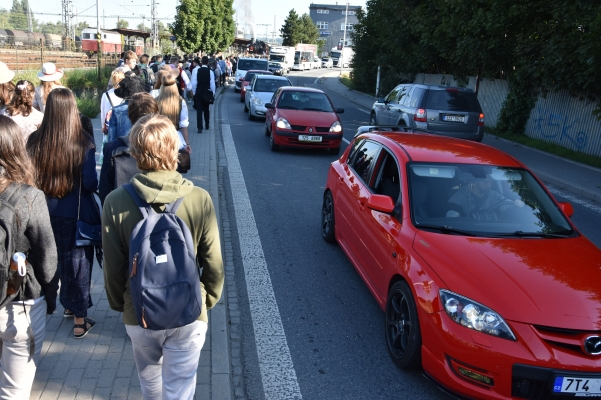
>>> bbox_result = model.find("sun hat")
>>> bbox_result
[37,62,64,81]
[0,62,15,84]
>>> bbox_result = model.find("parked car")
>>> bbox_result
[321,57,333,68]
[239,70,273,103]
[268,62,285,76]
[265,87,344,154]
[321,127,601,400]
[235,57,269,92]
[370,84,485,142]
[244,75,292,120]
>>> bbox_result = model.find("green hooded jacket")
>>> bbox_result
[101,170,224,325]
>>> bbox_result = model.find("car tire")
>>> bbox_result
[385,281,422,369]
[330,146,341,155]
[370,113,378,126]
[244,102,248,112]
[248,107,254,121]
[269,131,279,151]
[321,191,336,243]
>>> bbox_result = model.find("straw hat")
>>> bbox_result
[37,62,64,81]
[0,62,15,84]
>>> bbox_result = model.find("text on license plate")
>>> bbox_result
[443,115,465,122]
[553,377,601,395]
[298,135,322,142]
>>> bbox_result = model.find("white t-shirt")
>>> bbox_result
[100,89,126,129]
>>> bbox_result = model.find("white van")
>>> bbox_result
[235,58,269,92]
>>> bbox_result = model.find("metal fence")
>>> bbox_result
[414,73,601,157]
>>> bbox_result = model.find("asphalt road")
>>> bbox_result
[220,68,601,400]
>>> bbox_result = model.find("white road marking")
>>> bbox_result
[343,138,350,144]
[222,124,303,400]
[548,186,601,213]
[357,108,370,114]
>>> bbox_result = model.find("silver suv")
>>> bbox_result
[370,84,484,141]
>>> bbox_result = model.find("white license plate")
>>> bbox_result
[553,376,601,395]
[298,135,322,142]
[443,115,465,122]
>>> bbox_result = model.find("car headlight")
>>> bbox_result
[329,121,342,133]
[276,118,291,130]
[439,289,516,340]
[252,97,264,106]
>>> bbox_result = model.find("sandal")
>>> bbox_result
[63,310,74,318]
[73,317,95,339]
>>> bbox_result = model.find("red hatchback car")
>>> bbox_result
[265,87,344,154]
[240,70,273,103]
[321,128,601,400]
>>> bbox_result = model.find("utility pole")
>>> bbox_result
[96,0,101,80]
[151,0,158,53]
[340,1,348,75]
[27,6,33,33]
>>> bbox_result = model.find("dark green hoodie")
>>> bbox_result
[101,170,224,325]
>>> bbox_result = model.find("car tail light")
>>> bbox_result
[446,87,459,92]
[448,357,494,387]
[478,113,484,126]
[414,109,427,122]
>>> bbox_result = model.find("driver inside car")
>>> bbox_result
[446,176,524,218]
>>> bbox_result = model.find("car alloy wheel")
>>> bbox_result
[269,131,279,151]
[321,191,336,243]
[370,113,377,125]
[385,281,422,369]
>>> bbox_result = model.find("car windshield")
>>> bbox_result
[277,91,333,112]
[244,72,256,81]
[407,163,573,237]
[254,79,290,93]
[425,90,481,112]
[269,63,281,68]
[238,59,268,70]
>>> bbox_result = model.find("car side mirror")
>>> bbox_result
[558,202,574,218]
[336,108,344,114]
[265,103,274,109]
[368,194,395,213]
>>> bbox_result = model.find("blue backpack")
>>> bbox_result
[124,184,202,330]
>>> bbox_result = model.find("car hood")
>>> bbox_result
[413,232,601,330]
[252,92,275,103]
[278,109,338,127]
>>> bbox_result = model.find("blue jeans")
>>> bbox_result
[0,299,46,399]
[125,320,208,400]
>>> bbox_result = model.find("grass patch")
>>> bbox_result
[12,67,112,92]
[76,91,101,119]
[487,128,601,169]
[339,76,353,89]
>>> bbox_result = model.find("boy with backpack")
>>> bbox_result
[101,114,223,400]
[138,54,155,93]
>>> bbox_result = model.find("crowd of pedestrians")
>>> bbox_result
[0,48,227,398]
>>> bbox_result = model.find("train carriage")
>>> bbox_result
[0,29,7,47]
[81,28,122,55]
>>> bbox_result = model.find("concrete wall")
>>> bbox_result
[414,73,601,157]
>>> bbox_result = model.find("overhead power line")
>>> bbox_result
[6,10,173,20]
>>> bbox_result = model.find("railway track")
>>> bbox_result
[0,48,117,71]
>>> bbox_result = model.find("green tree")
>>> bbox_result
[0,8,13,29]
[170,0,206,53]
[280,9,301,47]
[9,0,28,30]
[298,13,319,44]
[116,19,129,29]
[136,22,151,33]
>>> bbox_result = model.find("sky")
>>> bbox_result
[11,0,366,39]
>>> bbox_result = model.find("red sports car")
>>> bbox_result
[264,87,344,154]
[239,70,272,103]
[321,128,601,400]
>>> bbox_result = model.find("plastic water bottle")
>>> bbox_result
[6,252,27,295]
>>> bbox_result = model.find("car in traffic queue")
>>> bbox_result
[370,84,485,142]
[321,57,334,68]
[268,62,285,75]
[234,57,269,92]
[320,127,601,400]
[244,75,292,120]
[265,87,344,154]
[239,70,273,103]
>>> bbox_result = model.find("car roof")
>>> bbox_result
[279,87,325,94]
[398,83,475,93]
[360,130,522,166]
[246,69,272,73]
[255,75,289,81]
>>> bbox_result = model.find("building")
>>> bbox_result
[309,3,361,55]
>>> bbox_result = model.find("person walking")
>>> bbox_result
[102,114,224,400]
[0,62,15,113]
[193,56,215,133]
[3,80,44,142]
[26,88,99,339]
[0,115,58,399]
[155,73,191,154]
[32,62,65,113]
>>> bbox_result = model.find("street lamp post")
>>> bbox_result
[340,1,348,76]
[96,0,101,79]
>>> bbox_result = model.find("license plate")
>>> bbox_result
[553,376,601,395]
[298,135,322,142]
[443,115,465,122]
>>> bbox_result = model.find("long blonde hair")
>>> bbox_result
[41,80,61,104]
[153,70,171,90]
[155,74,181,129]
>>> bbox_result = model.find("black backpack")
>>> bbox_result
[0,183,29,307]
[140,67,154,93]
[111,136,140,189]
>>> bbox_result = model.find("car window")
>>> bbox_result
[254,79,291,93]
[349,140,381,184]
[410,87,426,107]
[399,87,414,106]
[238,59,269,71]
[385,85,402,103]
[245,72,256,82]
[425,89,481,112]
[277,91,333,111]
[372,150,401,203]
[270,88,282,104]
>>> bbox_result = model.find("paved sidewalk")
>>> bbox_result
[30,89,232,399]
[319,71,601,203]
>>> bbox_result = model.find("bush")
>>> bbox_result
[12,67,112,92]
[76,91,101,119]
